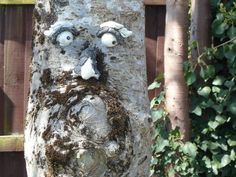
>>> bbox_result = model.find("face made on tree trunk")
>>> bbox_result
[43,20,132,81]
[25,1,151,177]
[25,11,134,176]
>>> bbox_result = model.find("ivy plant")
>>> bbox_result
[151,1,236,176]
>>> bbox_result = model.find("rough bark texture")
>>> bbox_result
[191,0,211,60]
[164,0,190,141]
[24,0,151,177]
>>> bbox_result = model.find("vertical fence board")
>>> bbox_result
[0,7,5,135]
[0,152,27,177]
[23,6,33,119]
[4,6,26,134]
[145,5,166,100]
[0,4,166,177]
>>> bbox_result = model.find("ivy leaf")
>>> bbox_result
[154,137,169,153]
[212,17,228,35]
[148,81,161,90]
[203,156,212,168]
[224,44,236,61]
[212,104,223,114]
[151,109,164,122]
[212,86,221,93]
[197,86,211,98]
[227,26,236,39]
[182,142,198,158]
[221,155,231,168]
[200,65,215,80]
[230,149,236,160]
[192,106,202,116]
[155,73,164,82]
[167,167,175,177]
[215,115,226,125]
[227,139,236,146]
[212,160,220,175]
[227,102,236,115]
[185,72,196,86]
[224,80,235,88]
[212,76,225,86]
[208,121,220,130]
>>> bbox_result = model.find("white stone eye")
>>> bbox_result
[101,33,118,47]
[56,31,74,47]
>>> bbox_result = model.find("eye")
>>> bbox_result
[56,31,74,47]
[101,33,118,47]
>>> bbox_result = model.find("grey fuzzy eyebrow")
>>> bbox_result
[96,26,123,43]
[51,27,80,44]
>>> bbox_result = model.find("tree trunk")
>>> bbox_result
[191,0,211,60]
[164,0,190,141]
[24,0,151,177]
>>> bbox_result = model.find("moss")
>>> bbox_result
[38,34,45,45]
[41,68,53,87]
[33,8,41,23]
[42,125,52,141]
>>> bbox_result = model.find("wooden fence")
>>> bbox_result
[0,2,165,176]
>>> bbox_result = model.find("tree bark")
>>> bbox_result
[191,0,211,60]
[164,0,190,141]
[24,0,151,177]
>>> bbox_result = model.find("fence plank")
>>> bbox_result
[0,152,27,177]
[0,7,5,135]
[4,6,26,134]
[144,0,166,5]
[0,135,24,152]
[23,6,33,119]
[0,0,35,4]
[145,5,166,99]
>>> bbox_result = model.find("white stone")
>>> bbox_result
[101,33,118,47]
[56,31,74,47]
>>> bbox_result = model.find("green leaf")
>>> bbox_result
[197,86,211,98]
[151,109,164,122]
[192,106,202,116]
[227,26,236,39]
[227,139,236,146]
[200,141,208,151]
[203,156,212,168]
[221,155,231,168]
[182,142,198,158]
[224,80,235,88]
[208,121,220,130]
[154,137,169,153]
[167,167,175,177]
[212,160,220,175]
[212,76,225,86]
[208,142,220,150]
[148,81,161,90]
[185,72,196,86]
[212,104,223,114]
[224,44,236,61]
[155,73,164,82]
[227,102,236,115]
[212,86,221,93]
[230,149,236,160]
[215,115,226,125]
[200,65,216,80]
[212,18,228,35]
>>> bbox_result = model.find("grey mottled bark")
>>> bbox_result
[24,0,151,177]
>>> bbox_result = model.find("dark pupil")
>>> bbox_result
[67,36,71,40]
[112,41,116,45]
